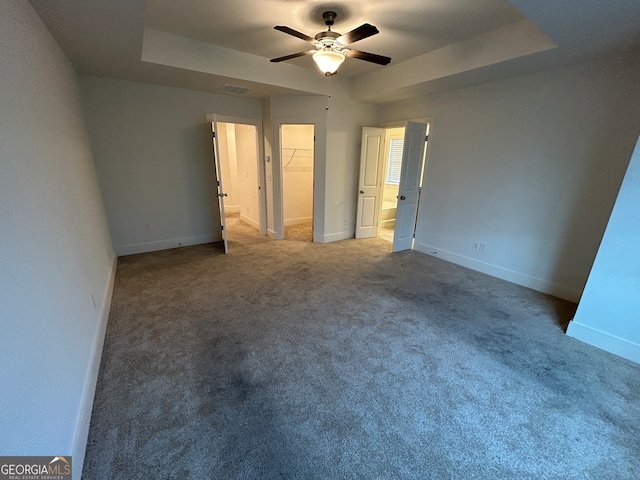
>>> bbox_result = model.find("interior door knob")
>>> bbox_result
[400,195,406,200]
[360,190,365,194]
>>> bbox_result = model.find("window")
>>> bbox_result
[385,138,404,185]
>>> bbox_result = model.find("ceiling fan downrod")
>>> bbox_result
[315,11,341,45]
[322,11,336,28]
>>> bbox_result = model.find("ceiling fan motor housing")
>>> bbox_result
[315,30,341,47]
[322,11,337,26]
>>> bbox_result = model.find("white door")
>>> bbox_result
[393,121,427,252]
[355,127,385,238]
[211,118,229,254]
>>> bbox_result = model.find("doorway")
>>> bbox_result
[210,116,266,253]
[378,127,405,243]
[355,121,429,251]
[281,124,315,242]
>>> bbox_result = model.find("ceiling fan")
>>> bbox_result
[270,11,392,76]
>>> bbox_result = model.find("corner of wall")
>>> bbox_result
[318,230,355,243]
[116,233,221,256]
[414,241,582,303]
[71,255,117,479]
[566,321,640,364]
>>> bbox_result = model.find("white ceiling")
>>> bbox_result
[29,0,640,103]
[144,0,525,77]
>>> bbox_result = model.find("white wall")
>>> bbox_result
[382,185,399,205]
[282,125,314,226]
[269,90,378,242]
[262,99,275,236]
[79,75,263,255]
[270,95,327,240]
[379,54,640,301]
[217,123,239,212]
[234,124,261,229]
[0,2,115,477]
[568,134,640,363]
[325,83,379,242]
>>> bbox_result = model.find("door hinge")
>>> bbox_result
[221,225,224,230]
[425,135,429,142]
[212,131,216,138]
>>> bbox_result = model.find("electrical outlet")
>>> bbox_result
[343,217,349,226]
[145,223,151,231]
[479,242,487,253]
[472,241,479,252]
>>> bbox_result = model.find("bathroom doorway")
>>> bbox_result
[210,115,266,253]
[355,121,429,251]
[378,127,405,243]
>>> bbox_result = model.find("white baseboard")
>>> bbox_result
[116,233,221,256]
[239,214,260,231]
[284,216,312,227]
[72,255,117,480]
[567,321,640,364]
[414,241,582,302]
[319,230,355,243]
[267,229,276,239]
[224,205,241,214]
[380,219,396,227]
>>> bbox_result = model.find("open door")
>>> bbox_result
[392,121,427,252]
[355,127,385,238]
[211,118,228,254]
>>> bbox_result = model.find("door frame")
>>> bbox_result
[273,117,323,241]
[371,116,434,248]
[205,114,267,236]
[279,123,316,239]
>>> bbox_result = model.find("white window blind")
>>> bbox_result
[385,138,404,185]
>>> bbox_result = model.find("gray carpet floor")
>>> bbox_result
[82,218,640,479]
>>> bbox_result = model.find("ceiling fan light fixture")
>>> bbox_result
[312,49,345,75]
[271,11,390,73]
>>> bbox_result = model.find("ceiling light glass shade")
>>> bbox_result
[312,50,345,75]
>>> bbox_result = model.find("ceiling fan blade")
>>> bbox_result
[336,23,379,45]
[270,51,314,63]
[346,49,391,65]
[274,26,316,43]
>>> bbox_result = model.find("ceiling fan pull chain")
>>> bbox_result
[326,74,332,111]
